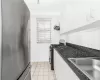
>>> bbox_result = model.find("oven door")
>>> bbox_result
[49,48,52,64]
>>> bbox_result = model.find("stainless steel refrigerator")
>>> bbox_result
[1,0,31,80]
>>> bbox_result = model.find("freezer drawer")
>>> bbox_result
[18,64,31,80]
[24,72,31,80]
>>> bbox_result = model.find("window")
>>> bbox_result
[37,18,51,43]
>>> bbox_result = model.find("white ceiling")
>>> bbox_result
[24,0,100,4]
[24,0,63,4]
[24,0,65,13]
[24,0,100,16]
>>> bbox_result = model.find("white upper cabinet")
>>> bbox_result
[60,1,100,34]
[90,2,100,20]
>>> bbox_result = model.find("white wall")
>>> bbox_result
[24,0,61,62]
[66,27,100,50]
[30,14,60,62]
[25,0,100,62]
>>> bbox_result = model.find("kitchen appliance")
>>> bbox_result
[49,44,59,70]
[1,0,31,80]
[59,39,66,45]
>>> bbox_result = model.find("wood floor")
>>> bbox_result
[31,62,57,80]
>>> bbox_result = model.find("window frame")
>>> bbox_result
[36,18,52,43]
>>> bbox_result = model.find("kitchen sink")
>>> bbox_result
[68,57,100,80]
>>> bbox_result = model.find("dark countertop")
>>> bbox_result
[93,58,100,60]
[54,46,100,80]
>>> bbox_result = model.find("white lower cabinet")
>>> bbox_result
[54,49,80,80]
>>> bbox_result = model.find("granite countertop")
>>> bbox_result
[54,46,100,80]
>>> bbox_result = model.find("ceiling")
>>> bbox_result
[24,0,100,16]
[24,0,66,14]
[24,0,64,4]
[24,0,100,4]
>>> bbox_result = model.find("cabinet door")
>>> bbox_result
[54,49,80,80]
[89,2,100,21]
[60,3,90,34]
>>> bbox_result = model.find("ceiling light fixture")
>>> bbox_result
[37,0,40,4]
